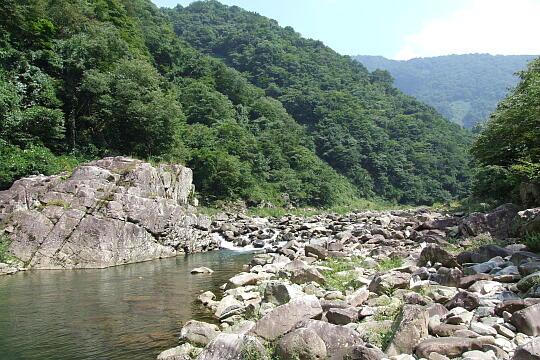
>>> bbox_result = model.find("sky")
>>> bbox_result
[151,0,540,60]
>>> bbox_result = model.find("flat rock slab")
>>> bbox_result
[226,272,273,289]
[415,337,490,359]
[252,295,323,341]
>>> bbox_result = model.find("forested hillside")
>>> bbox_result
[164,1,473,204]
[0,0,359,207]
[0,0,473,207]
[471,57,540,203]
[354,54,536,129]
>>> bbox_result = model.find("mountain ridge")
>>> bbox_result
[353,53,537,128]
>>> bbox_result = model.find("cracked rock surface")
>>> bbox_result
[0,157,218,271]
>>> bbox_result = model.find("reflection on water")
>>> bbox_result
[0,250,254,360]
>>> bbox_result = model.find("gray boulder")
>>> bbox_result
[290,267,326,285]
[275,328,327,360]
[325,307,359,325]
[196,333,268,360]
[516,271,540,292]
[329,345,386,360]
[446,291,480,311]
[179,320,220,347]
[511,304,540,336]
[459,203,520,239]
[368,271,411,295]
[263,281,303,306]
[415,337,491,358]
[419,244,460,268]
[295,319,364,352]
[470,245,513,263]
[305,244,328,260]
[252,295,323,340]
[512,337,540,360]
[386,305,430,356]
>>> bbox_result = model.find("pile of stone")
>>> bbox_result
[158,204,540,360]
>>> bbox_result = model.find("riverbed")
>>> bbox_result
[0,250,254,360]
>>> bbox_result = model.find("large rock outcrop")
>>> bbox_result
[0,157,219,270]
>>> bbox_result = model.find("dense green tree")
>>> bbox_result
[164,1,473,205]
[471,57,540,201]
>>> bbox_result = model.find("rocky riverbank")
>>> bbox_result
[0,157,219,274]
[159,204,540,360]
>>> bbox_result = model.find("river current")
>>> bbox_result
[0,250,254,360]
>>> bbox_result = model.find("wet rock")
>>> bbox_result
[386,304,430,356]
[511,303,540,336]
[179,320,220,347]
[191,267,214,274]
[275,328,327,360]
[196,333,267,360]
[252,295,323,340]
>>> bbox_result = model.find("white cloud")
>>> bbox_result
[394,0,540,60]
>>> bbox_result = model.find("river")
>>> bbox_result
[0,250,254,360]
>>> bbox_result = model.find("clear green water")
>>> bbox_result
[0,250,254,360]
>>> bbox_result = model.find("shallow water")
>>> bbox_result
[0,250,254,360]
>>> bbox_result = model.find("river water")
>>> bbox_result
[0,250,254,360]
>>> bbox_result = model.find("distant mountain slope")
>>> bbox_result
[353,54,536,129]
[164,1,473,205]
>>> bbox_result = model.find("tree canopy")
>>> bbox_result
[470,57,540,201]
[0,0,476,207]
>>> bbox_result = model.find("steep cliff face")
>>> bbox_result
[0,157,219,270]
